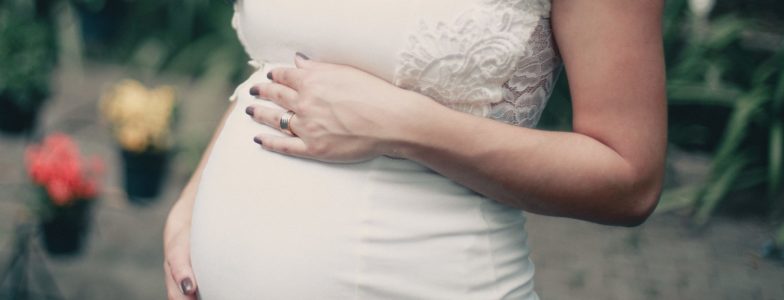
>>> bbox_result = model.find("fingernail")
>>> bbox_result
[296,52,310,60]
[266,72,273,80]
[245,106,254,116]
[180,278,194,294]
[253,137,263,145]
[249,86,259,96]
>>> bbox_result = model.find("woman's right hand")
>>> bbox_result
[162,100,233,299]
[164,198,198,300]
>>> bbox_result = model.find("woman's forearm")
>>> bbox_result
[386,0,666,226]
[390,97,663,226]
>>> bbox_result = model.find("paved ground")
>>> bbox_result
[1,64,783,300]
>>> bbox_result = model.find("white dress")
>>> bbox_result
[190,0,561,299]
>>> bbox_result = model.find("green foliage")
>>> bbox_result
[0,1,58,111]
[661,0,784,236]
[71,0,247,82]
[70,0,106,12]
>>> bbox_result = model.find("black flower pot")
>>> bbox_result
[121,149,169,203]
[74,0,129,58]
[0,95,40,135]
[40,201,92,256]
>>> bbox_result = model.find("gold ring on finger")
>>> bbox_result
[279,110,296,136]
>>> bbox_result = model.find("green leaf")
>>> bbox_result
[705,16,746,50]
[710,90,768,174]
[733,168,767,191]
[694,156,748,226]
[667,79,743,106]
[770,120,784,198]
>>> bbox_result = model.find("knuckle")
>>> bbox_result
[167,263,190,278]
[300,72,318,87]
[284,89,297,102]
[267,111,278,126]
[305,81,323,94]
[279,145,291,154]
[309,142,328,156]
[294,102,309,115]
[283,70,296,84]
[273,88,284,100]
[303,121,319,133]
[254,111,267,124]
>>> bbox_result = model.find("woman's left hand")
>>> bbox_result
[246,53,428,163]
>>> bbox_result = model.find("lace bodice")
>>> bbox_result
[232,0,560,128]
[394,0,559,127]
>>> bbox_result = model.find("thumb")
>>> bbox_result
[168,254,198,296]
[294,52,331,69]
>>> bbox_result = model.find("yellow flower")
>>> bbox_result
[117,125,147,153]
[100,79,177,152]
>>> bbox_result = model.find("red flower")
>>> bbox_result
[46,179,72,206]
[25,133,105,206]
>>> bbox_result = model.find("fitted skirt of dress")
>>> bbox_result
[190,68,539,299]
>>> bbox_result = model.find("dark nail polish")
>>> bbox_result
[180,278,194,294]
[266,72,273,80]
[253,137,263,145]
[245,106,254,116]
[296,52,310,60]
[249,86,259,96]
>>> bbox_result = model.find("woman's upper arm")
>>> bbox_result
[551,0,667,190]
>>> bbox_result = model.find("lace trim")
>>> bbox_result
[490,19,561,127]
[393,0,558,127]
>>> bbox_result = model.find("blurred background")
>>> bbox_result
[0,0,782,299]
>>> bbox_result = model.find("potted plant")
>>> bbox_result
[0,2,57,135]
[100,79,177,202]
[25,133,104,255]
[69,0,129,58]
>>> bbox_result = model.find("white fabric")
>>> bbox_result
[191,0,557,298]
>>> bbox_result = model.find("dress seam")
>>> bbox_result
[478,202,504,299]
[352,158,381,299]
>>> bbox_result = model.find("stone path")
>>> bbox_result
[1,64,782,299]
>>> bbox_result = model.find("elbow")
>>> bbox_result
[609,174,663,227]
[615,193,659,227]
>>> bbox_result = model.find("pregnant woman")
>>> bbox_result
[164,0,666,299]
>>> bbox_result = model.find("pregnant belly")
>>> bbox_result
[190,71,537,299]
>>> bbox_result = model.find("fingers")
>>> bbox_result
[246,105,300,136]
[250,82,299,110]
[263,52,334,92]
[246,105,292,132]
[267,67,307,91]
[293,52,331,70]
[251,52,335,109]
[164,262,197,300]
[294,52,310,67]
[166,251,198,298]
[253,134,310,158]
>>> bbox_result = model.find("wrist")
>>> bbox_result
[378,90,443,160]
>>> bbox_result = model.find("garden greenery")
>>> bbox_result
[659,0,784,247]
[0,1,57,112]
